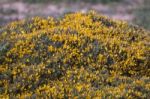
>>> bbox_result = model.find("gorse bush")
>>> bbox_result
[0,11,150,98]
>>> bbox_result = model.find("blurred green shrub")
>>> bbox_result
[134,0,150,30]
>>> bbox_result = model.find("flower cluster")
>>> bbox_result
[0,11,150,98]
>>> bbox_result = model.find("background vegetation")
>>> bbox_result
[134,0,150,30]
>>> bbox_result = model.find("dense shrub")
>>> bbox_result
[0,11,150,98]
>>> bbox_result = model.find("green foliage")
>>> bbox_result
[134,0,150,30]
[0,11,150,98]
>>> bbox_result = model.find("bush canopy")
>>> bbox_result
[0,11,150,98]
